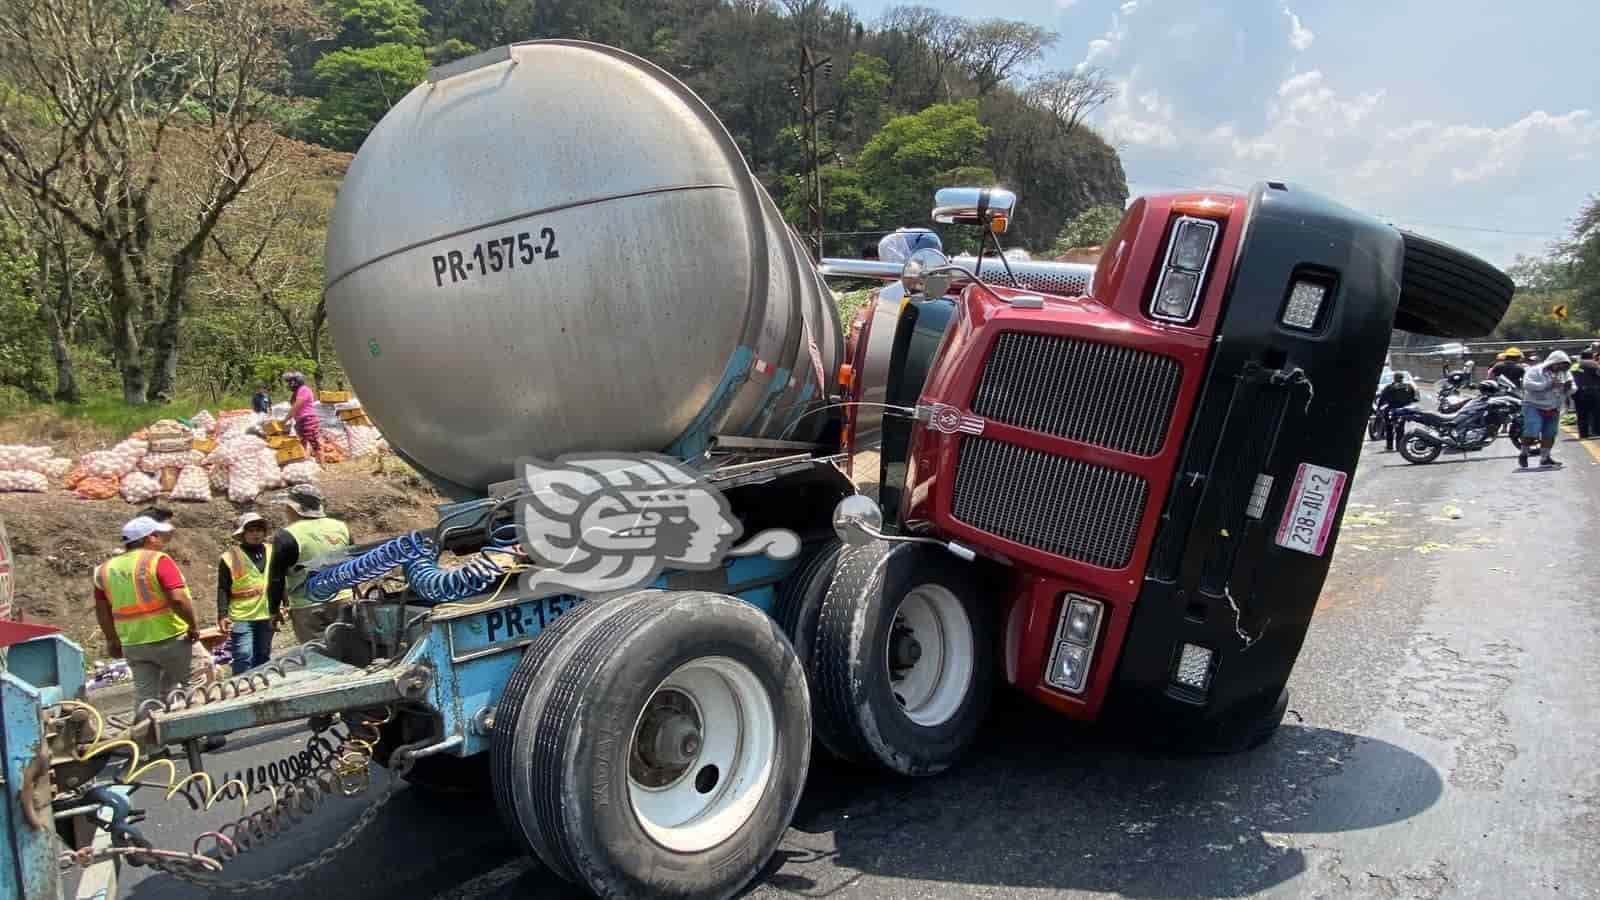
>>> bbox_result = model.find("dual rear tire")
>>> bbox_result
[778,539,996,777]
[490,590,810,900]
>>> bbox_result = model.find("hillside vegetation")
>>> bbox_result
[0,0,1129,417]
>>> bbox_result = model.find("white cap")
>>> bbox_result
[121,516,174,545]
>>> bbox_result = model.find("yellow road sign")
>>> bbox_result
[1553,304,1568,319]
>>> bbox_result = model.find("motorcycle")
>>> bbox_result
[1435,369,1475,413]
[1370,397,1413,443]
[1392,379,1522,464]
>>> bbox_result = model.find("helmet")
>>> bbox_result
[1476,379,1502,395]
[1502,347,1523,359]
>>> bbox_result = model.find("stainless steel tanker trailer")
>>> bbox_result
[6,39,1514,900]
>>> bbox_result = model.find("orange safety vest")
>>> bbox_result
[94,549,188,646]
[222,545,273,622]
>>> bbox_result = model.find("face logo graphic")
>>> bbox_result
[516,453,800,598]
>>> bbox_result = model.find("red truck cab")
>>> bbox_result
[816,180,1511,760]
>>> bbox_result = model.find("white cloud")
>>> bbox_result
[1103,68,1178,148]
[1277,70,1323,96]
[1078,1,1143,70]
[1378,109,1600,185]
[1282,7,1315,51]
[1056,0,1080,8]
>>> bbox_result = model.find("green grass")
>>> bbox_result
[0,390,256,444]
[61,391,256,430]
[833,288,876,329]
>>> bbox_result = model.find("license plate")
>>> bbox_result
[445,594,581,662]
[1274,463,1348,557]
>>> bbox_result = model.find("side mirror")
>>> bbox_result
[832,495,885,546]
[900,247,951,296]
[932,187,1018,234]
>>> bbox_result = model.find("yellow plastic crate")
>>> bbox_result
[261,420,288,437]
[275,443,307,465]
[319,390,352,403]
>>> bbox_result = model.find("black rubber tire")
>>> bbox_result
[1398,432,1442,464]
[1394,230,1515,339]
[772,538,843,668]
[809,542,995,777]
[772,539,853,762]
[1367,414,1383,441]
[490,593,644,882]
[505,591,811,900]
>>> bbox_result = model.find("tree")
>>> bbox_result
[205,140,350,386]
[0,224,49,401]
[308,43,430,151]
[877,5,966,103]
[0,0,327,403]
[956,19,1057,96]
[1024,67,1115,137]
[1565,193,1600,326]
[1054,204,1123,252]
[840,53,891,133]
[332,0,427,47]
[858,100,993,229]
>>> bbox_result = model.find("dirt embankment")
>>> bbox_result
[0,460,444,658]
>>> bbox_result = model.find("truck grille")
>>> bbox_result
[971,333,1181,457]
[952,437,1148,569]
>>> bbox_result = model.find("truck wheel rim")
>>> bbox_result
[627,656,775,853]
[886,585,975,727]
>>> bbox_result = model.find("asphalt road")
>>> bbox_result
[85,425,1600,900]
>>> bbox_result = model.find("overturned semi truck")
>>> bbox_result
[7,39,1514,900]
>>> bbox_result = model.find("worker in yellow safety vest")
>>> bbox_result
[92,515,205,715]
[218,511,275,675]
[267,484,355,644]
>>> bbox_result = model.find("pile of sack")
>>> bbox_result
[0,444,75,493]
[1,394,391,503]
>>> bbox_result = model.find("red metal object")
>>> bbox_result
[901,191,1249,720]
[0,620,61,648]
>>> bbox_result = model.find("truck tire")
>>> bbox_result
[772,538,855,763]
[490,593,642,878]
[808,542,994,777]
[501,590,811,900]
[1394,230,1515,339]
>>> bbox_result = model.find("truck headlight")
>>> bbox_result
[1149,216,1218,324]
[1044,595,1103,695]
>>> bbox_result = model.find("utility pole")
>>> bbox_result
[794,44,831,262]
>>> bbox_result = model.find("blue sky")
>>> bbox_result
[840,0,1599,267]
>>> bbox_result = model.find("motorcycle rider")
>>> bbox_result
[1377,370,1419,451]
[1489,347,1527,388]
[1519,350,1573,468]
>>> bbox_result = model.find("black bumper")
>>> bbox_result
[1102,181,1403,744]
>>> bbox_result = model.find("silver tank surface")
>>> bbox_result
[324,40,841,497]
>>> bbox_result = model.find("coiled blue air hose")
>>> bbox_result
[306,525,523,605]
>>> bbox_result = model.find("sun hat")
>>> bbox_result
[232,511,270,538]
[279,483,326,518]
